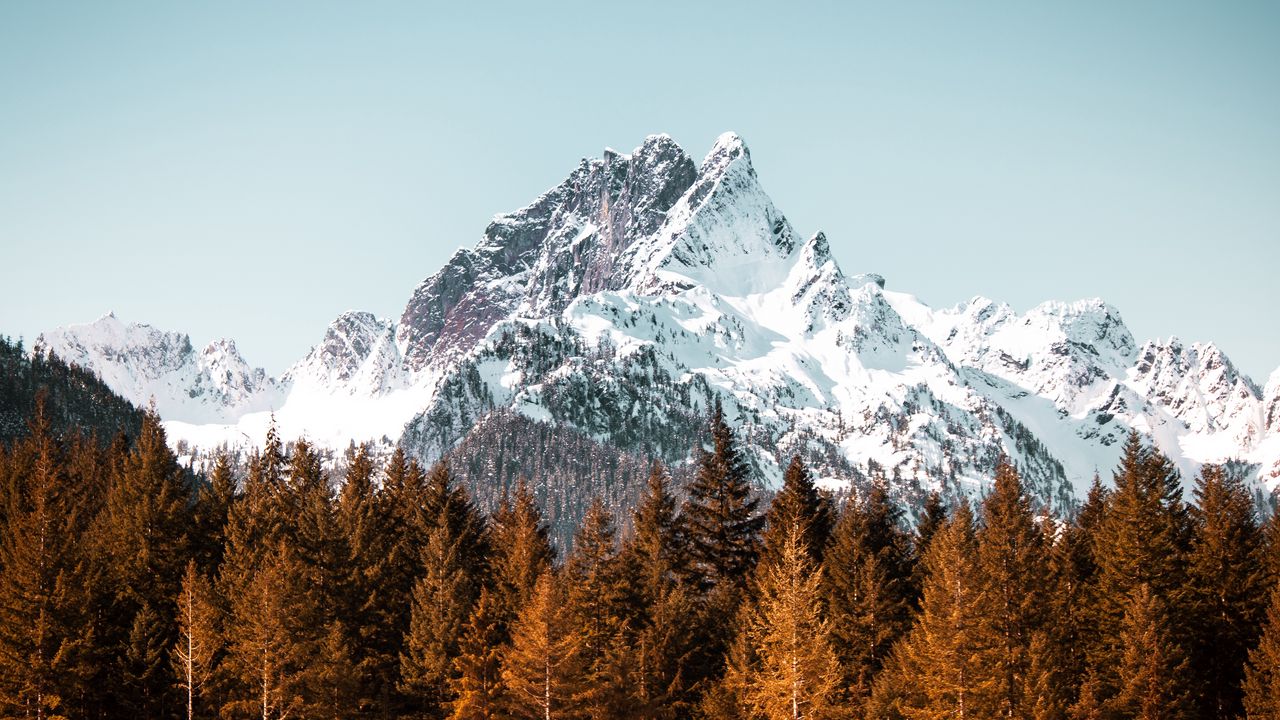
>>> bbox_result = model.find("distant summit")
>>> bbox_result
[37,133,1280,511]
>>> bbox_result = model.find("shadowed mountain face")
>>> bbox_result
[36,133,1280,513]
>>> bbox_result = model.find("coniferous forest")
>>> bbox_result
[3,388,1280,720]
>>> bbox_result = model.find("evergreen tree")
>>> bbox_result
[1107,584,1191,720]
[618,464,700,718]
[973,459,1048,719]
[760,455,834,568]
[400,462,490,716]
[564,498,630,718]
[173,560,220,720]
[490,480,555,630]
[449,588,506,720]
[336,444,400,716]
[1088,432,1190,703]
[101,408,193,717]
[192,452,238,573]
[1186,463,1267,719]
[740,526,844,720]
[1243,586,1280,719]
[823,479,915,709]
[219,538,325,720]
[682,400,763,594]
[500,572,586,720]
[910,490,947,599]
[0,404,101,718]
[624,461,687,591]
[889,502,993,719]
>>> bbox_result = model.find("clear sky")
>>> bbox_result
[1,1,1277,381]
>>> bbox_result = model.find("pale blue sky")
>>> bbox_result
[1,1,1277,380]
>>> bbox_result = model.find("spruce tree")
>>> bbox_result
[760,454,834,568]
[564,498,630,718]
[889,502,993,719]
[823,479,915,709]
[173,560,220,720]
[449,588,506,720]
[490,480,555,630]
[0,405,100,718]
[1088,432,1190,703]
[682,400,763,594]
[1186,463,1267,719]
[618,464,700,718]
[973,459,1049,719]
[500,572,586,720]
[336,444,399,715]
[1243,586,1280,719]
[400,462,490,716]
[740,526,844,720]
[1107,584,1191,720]
[192,452,237,573]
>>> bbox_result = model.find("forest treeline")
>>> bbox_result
[2,395,1280,720]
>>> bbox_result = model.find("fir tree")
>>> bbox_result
[336,444,399,715]
[1088,432,1190,703]
[973,459,1048,719]
[0,404,100,718]
[760,455,834,568]
[564,498,630,719]
[500,572,586,720]
[173,560,220,720]
[1107,584,1192,720]
[400,462,490,716]
[890,502,993,719]
[823,479,915,709]
[1186,463,1267,719]
[490,479,555,630]
[219,538,324,720]
[618,464,700,718]
[682,399,763,594]
[449,588,506,720]
[740,526,844,720]
[1243,586,1280,719]
[193,452,237,573]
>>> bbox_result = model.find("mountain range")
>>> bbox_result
[36,132,1280,513]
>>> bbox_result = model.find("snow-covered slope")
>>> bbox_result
[37,133,1280,509]
[37,313,282,424]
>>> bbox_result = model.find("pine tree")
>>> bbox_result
[741,526,844,720]
[973,459,1048,719]
[1088,432,1190,703]
[1186,463,1267,719]
[1107,584,1191,720]
[173,560,220,720]
[890,502,993,719]
[500,572,586,720]
[564,499,624,715]
[490,480,555,630]
[682,400,763,594]
[760,455,834,568]
[1243,586,1280,719]
[449,588,506,720]
[101,408,194,717]
[618,464,700,718]
[193,452,238,573]
[823,479,915,709]
[910,490,947,599]
[219,538,325,720]
[0,404,100,718]
[336,444,400,715]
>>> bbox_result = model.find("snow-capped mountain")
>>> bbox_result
[36,133,1280,510]
[37,313,282,424]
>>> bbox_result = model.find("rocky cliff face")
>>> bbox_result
[37,133,1280,511]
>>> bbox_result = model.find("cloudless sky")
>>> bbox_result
[1,1,1277,381]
